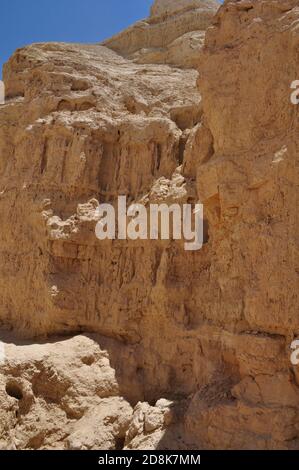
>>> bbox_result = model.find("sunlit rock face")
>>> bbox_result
[102,0,219,68]
[150,0,218,18]
[1,0,299,451]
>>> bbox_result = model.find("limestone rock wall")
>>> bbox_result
[0,0,299,451]
[183,0,299,449]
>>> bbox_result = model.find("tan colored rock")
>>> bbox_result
[66,398,132,450]
[0,0,299,451]
[180,0,299,449]
[102,0,219,68]
[151,0,216,18]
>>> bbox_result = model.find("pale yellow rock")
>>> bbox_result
[0,334,134,449]
[0,0,299,452]
[102,0,219,68]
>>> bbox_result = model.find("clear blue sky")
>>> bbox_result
[0,0,222,76]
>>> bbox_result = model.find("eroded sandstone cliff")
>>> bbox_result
[0,0,298,450]
[103,0,219,68]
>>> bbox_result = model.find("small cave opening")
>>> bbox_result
[6,382,23,400]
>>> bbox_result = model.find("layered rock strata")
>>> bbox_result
[0,0,299,450]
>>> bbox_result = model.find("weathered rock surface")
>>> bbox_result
[0,41,201,338]
[0,334,133,449]
[0,0,299,450]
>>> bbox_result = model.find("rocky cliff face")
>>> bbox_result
[0,0,299,450]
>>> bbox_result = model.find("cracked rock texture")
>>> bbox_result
[0,0,299,450]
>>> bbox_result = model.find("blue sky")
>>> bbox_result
[0,0,222,76]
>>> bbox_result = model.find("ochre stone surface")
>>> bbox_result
[0,0,299,450]
[102,0,219,68]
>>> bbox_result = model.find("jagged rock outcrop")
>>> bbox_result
[102,0,219,68]
[184,0,299,449]
[0,334,133,450]
[0,0,299,450]
[0,42,201,338]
